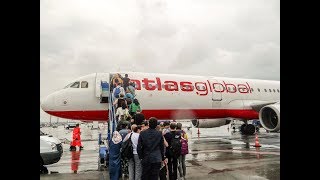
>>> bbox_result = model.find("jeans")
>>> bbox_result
[141,162,161,180]
[128,154,142,180]
[168,156,178,180]
[178,155,186,177]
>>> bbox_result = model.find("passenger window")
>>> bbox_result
[269,89,272,92]
[273,89,275,92]
[81,81,88,88]
[257,88,260,92]
[70,81,80,88]
[251,88,254,92]
[277,89,280,93]
[264,89,267,92]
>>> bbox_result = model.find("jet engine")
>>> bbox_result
[259,103,280,132]
[191,118,231,128]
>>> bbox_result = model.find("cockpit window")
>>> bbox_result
[70,81,80,88]
[64,82,73,89]
[81,81,88,88]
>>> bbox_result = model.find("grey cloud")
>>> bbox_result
[40,0,279,121]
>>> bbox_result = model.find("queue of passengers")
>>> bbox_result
[109,73,189,180]
[111,73,143,178]
[111,73,141,124]
[109,117,189,180]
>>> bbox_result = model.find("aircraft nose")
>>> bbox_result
[40,94,55,112]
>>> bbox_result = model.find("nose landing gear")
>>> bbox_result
[240,124,256,135]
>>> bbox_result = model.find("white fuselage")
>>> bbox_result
[41,72,280,121]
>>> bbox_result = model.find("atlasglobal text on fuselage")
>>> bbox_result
[131,77,252,96]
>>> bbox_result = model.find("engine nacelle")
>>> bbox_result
[191,118,231,128]
[259,103,280,132]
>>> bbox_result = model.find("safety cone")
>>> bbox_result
[253,133,261,147]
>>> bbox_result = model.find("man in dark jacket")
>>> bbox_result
[137,117,165,180]
[122,74,130,91]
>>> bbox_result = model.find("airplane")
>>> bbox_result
[41,72,280,135]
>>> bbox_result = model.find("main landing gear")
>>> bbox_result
[240,124,256,135]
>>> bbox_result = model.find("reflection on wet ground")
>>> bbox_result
[40,123,280,180]
[71,151,81,174]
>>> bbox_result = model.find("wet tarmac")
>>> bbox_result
[40,122,280,180]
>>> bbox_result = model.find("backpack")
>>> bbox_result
[120,133,133,159]
[180,131,189,155]
[169,132,181,158]
[114,87,121,98]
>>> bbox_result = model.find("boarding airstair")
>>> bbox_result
[97,73,137,171]
[108,93,118,142]
[98,87,118,171]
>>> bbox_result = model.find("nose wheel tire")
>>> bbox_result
[240,124,256,135]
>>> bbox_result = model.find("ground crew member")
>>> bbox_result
[70,123,83,151]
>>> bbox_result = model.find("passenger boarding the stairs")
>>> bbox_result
[125,90,134,101]
[131,109,145,126]
[129,99,141,117]
[113,93,127,109]
[128,81,136,97]
[113,82,125,99]
[116,103,130,122]
[122,74,130,92]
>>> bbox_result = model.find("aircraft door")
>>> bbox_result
[210,79,223,108]
[95,73,110,98]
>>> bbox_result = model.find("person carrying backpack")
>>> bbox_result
[176,123,188,179]
[123,124,142,180]
[113,83,125,99]
[164,123,181,180]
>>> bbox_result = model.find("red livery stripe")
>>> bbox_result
[46,109,258,121]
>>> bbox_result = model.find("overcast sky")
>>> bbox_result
[40,0,279,121]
